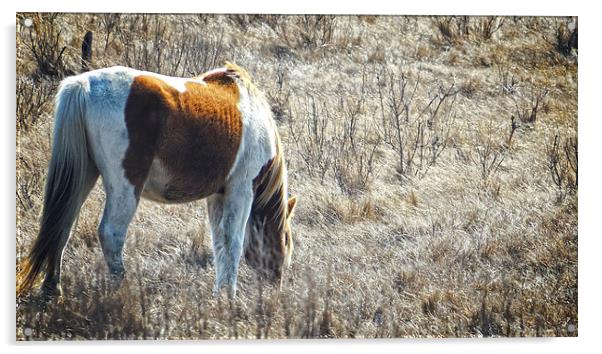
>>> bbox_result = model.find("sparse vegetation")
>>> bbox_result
[19,14,74,78]
[15,76,54,131]
[377,67,458,180]
[432,16,505,46]
[511,84,549,125]
[546,132,578,202]
[16,14,577,339]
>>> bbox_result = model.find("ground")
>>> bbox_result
[16,14,577,339]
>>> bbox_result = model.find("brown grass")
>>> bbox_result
[16,14,577,339]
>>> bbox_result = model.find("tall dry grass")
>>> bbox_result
[16,14,577,339]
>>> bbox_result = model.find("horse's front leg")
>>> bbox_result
[207,181,253,297]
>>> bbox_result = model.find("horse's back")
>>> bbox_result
[78,66,265,203]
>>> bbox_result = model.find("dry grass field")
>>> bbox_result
[16,14,577,339]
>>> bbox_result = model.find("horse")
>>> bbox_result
[17,63,297,298]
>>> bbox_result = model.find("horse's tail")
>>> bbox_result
[17,76,91,296]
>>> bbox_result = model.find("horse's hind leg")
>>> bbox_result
[97,180,139,287]
[207,181,254,297]
[41,162,99,297]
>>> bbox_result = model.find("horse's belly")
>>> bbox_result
[141,159,219,203]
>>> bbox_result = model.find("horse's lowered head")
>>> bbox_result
[245,137,297,284]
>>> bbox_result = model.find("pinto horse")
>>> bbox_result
[18,63,297,298]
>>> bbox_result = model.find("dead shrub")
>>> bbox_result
[272,15,337,54]
[511,85,549,124]
[470,121,506,181]
[116,15,225,76]
[433,16,469,45]
[230,14,283,33]
[16,76,55,131]
[289,96,336,183]
[297,15,336,49]
[506,115,519,147]
[266,64,292,122]
[546,132,577,201]
[332,70,381,195]
[496,64,519,95]
[474,17,505,41]
[290,72,380,195]
[377,67,458,180]
[21,13,73,77]
[432,16,505,46]
[100,14,121,53]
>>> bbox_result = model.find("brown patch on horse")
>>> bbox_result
[122,72,243,201]
[122,76,168,198]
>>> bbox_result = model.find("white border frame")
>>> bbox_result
[4,1,597,353]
